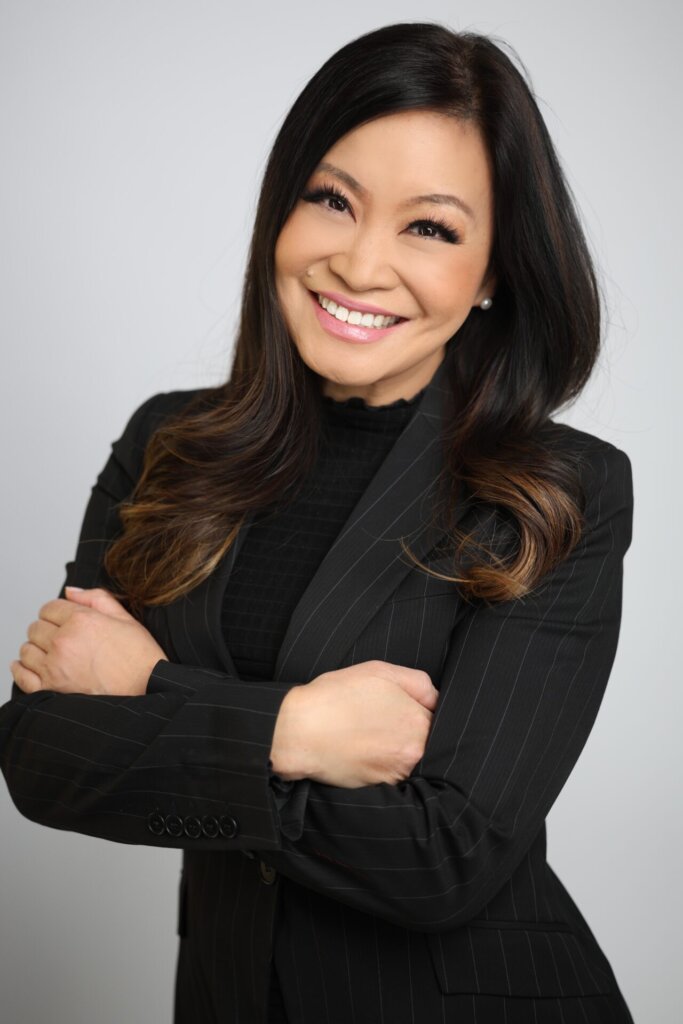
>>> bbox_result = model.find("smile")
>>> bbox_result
[316,293,402,329]
[308,289,409,345]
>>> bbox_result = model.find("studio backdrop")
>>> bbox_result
[0,2,680,1022]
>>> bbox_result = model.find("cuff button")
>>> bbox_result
[147,811,166,837]
[165,814,184,838]
[218,815,239,839]
[183,816,202,839]
[201,815,220,839]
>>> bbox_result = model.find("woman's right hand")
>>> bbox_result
[270,660,439,788]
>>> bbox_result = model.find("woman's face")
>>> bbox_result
[274,109,495,406]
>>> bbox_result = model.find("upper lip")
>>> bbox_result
[312,289,406,319]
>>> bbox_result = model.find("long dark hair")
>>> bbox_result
[105,22,600,610]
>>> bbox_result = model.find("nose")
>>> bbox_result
[327,223,399,294]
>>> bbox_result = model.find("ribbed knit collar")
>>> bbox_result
[320,387,426,436]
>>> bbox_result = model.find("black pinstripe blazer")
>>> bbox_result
[0,348,635,1024]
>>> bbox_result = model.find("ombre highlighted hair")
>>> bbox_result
[105,22,601,610]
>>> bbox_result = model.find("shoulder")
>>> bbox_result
[115,385,218,447]
[541,418,629,461]
[119,387,213,438]
[541,419,634,541]
[106,386,215,486]
[542,416,632,474]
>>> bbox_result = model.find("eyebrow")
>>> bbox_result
[315,161,475,220]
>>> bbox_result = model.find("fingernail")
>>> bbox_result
[65,586,84,593]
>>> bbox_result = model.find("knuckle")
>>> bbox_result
[51,633,70,656]
[369,660,394,680]
[406,742,425,764]
[415,668,433,686]
[392,738,416,769]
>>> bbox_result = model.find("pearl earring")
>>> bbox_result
[480,297,493,310]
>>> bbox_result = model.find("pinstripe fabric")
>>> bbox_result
[0,344,635,1023]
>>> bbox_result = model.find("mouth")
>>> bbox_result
[308,289,409,344]
[314,290,407,327]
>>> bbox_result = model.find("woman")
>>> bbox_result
[0,21,634,1024]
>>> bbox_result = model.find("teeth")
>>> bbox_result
[317,293,401,328]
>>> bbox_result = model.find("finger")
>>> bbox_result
[19,641,48,676]
[10,660,43,694]
[415,683,439,712]
[65,586,133,621]
[26,618,59,653]
[39,598,78,627]
[387,665,439,710]
[64,587,97,606]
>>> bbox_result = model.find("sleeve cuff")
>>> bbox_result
[268,763,311,842]
[146,658,311,844]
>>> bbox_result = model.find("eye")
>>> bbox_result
[299,182,462,245]
[408,219,461,245]
[301,182,351,214]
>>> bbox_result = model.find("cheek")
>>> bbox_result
[274,223,298,277]
[413,260,483,320]
[275,210,330,275]
[411,266,475,317]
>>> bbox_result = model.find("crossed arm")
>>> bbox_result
[0,393,634,932]
[9,581,438,788]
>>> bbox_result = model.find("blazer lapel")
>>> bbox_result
[159,514,253,674]
[276,342,461,683]
[161,340,466,682]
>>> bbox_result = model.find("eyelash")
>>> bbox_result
[300,182,462,245]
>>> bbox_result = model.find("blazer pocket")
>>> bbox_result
[426,921,614,998]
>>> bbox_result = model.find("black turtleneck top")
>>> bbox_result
[221,388,425,682]
[220,386,426,1023]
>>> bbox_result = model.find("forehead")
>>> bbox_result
[318,109,493,203]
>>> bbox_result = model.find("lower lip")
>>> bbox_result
[309,290,408,344]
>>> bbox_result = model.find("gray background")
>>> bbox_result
[1,1,680,1021]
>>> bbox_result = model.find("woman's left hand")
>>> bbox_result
[10,587,168,697]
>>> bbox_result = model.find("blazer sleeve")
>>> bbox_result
[234,437,635,933]
[0,392,298,852]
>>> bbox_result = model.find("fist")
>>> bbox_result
[271,660,439,788]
